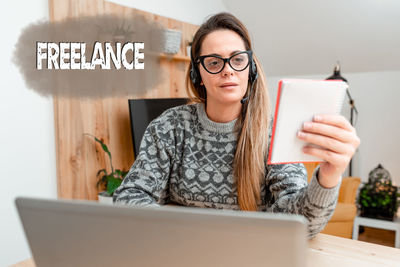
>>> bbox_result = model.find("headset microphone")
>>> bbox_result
[241,60,258,104]
[240,82,253,104]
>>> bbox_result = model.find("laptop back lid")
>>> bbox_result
[16,197,307,267]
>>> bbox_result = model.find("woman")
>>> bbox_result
[114,12,360,238]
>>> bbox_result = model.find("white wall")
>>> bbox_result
[0,1,57,266]
[2,0,399,265]
[266,71,400,185]
[107,0,228,25]
[1,1,227,266]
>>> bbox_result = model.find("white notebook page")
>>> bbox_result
[268,79,347,164]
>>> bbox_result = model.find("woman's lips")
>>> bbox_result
[220,82,238,89]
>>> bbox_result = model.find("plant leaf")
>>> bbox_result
[96,174,108,189]
[115,169,122,177]
[94,137,110,154]
[115,169,129,179]
[96,169,107,177]
[106,176,123,195]
[94,137,114,173]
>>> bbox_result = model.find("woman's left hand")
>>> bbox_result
[297,114,361,188]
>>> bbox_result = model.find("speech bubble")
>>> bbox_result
[13,14,170,98]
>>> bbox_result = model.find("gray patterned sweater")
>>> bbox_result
[114,103,340,238]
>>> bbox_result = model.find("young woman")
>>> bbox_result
[114,12,360,238]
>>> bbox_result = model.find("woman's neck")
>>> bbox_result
[205,100,242,123]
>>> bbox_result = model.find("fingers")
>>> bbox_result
[297,131,354,155]
[313,114,355,132]
[297,114,361,164]
[301,114,361,150]
[301,121,355,143]
[297,114,361,187]
[302,145,349,167]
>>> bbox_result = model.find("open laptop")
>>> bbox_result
[15,197,307,267]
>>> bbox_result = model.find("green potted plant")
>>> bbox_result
[86,134,128,204]
[357,164,400,221]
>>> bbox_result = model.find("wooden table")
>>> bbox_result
[308,233,400,267]
[11,234,400,267]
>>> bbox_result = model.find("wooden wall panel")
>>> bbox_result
[50,0,198,199]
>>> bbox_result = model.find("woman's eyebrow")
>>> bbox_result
[230,50,241,55]
[201,50,243,57]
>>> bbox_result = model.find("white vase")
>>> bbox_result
[162,29,182,54]
[98,191,113,204]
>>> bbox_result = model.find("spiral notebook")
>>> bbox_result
[267,79,348,164]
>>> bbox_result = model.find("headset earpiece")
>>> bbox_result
[190,65,199,85]
[190,49,200,85]
[241,57,258,105]
[249,59,258,84]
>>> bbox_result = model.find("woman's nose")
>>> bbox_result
[221,61,234,76]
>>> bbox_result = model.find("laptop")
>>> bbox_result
[15,197,307,267]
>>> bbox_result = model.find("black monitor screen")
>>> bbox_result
[128,98,189,157]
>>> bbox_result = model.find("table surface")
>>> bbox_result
[10,233,400,267]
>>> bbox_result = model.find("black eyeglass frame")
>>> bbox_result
[196,50,253,74]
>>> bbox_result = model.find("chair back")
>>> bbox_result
[338,177,361,204]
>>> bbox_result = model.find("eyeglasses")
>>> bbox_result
[196,50,252,74]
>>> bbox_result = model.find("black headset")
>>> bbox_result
[190,49,258,104]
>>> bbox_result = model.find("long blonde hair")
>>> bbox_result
[185,13,271,211]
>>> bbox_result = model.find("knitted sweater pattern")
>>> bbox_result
[114,103,340,237]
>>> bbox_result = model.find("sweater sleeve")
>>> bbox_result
[113,114,175,206]
[266,163,340,238]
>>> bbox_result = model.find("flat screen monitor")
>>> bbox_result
[128,98,189,157]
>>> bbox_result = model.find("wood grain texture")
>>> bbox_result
[12,233,400,267]
[50,0,198,199]
[308,233,400,267]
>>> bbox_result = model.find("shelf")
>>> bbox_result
[158,54,190,62]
